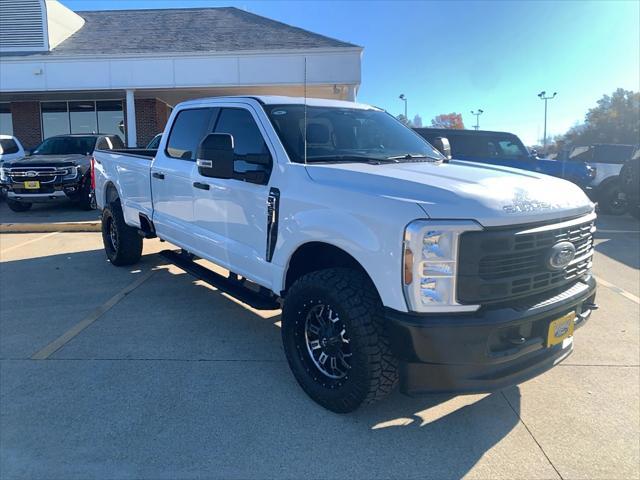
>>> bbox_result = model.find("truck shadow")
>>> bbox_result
[1,246,524,479]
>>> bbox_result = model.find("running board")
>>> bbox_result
[159,249,281,310]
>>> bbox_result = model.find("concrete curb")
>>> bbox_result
[0,221,101,233]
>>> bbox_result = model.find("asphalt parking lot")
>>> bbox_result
[0,209,638,479]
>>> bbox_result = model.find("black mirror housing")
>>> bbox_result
[197,133,234,179]
[432,137,452,162]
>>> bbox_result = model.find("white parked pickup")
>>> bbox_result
[93,96,598,412]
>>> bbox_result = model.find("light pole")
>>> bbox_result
[538,91,557,149]
[399,94,407,121]
[471,109,484,130]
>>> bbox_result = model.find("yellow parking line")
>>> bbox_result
[0,231,60,255]
[595,275,640,305]
[31,269,155,360]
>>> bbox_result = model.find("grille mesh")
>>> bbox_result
[457,216,595,304]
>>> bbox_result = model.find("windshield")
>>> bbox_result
[32,136,96,156]
[266,105,443,163]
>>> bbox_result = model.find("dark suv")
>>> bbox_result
[619,148,640,219]
[0,134,123,212]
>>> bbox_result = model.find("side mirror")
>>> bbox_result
[196,133,234,179]
[431,137,452,162]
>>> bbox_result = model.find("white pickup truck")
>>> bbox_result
[94,96,598,412]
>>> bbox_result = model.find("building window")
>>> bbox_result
[41,101,70,138]
[69,101,97,134]
[97,101,125,140]
[40,100,125,141]
[0,103,13,136]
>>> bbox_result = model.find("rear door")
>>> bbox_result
[151,107,215,249]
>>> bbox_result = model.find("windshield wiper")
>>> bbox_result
[386,153,441,161]
[305,155,398,164]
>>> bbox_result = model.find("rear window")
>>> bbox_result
[0,138,19,155]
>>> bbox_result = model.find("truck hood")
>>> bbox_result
[3,154,88,168]
[305,160,594,227]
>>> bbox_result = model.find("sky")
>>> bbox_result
[62,0,640,145]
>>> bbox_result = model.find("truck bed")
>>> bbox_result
[93,148,157,228]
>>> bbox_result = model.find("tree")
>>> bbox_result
[396,114,410,126]
[555,89,639,147]
[431,113,465,129]
[412,114,423,128]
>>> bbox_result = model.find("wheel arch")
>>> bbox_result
[282,241,380,299]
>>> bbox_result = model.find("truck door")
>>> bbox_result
[191,105,275,287]
[151,107,215,249]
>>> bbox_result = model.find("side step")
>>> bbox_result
[159,249,281,310]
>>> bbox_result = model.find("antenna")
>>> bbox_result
[304,56,308,166]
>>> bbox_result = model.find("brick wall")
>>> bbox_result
[134,98,171,147]
[10,102,41,148]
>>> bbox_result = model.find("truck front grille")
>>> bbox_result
[6,167,71,184]
[457,214,595,304]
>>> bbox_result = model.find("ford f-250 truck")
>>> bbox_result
[94,96,598,413]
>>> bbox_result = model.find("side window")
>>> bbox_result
[497,140,525,159]
[166,108,213,160]
[0,139,19,155]
[214,108,272,183]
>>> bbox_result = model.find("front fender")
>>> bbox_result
[272,207,413,312]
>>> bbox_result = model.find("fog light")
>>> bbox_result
[65,186,76,192]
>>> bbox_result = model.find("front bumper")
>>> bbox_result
[2,176,85,203]
[386,276,597,395]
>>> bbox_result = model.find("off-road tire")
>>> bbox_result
[101,200,142,266]
[282,268,398,413]
[6,199,32,212]
[599,181,627,215]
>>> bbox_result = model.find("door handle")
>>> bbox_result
[193,182,210,190]
[152,172,165,180]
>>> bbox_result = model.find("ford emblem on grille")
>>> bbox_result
[547,241,576,271]
[26,171,38,177]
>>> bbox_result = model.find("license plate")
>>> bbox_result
[547,312,576,347]
[23,180,40,189]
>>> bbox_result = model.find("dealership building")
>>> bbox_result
[0,0,362,148]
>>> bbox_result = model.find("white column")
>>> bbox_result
[345,85,357,102]
[125,89,137,147]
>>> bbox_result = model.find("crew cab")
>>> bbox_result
[414,128,596,191]
[94,96,597,412]
[1,134,123,212]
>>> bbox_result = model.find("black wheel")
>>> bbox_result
[6,199,32,212]
[101,200,142,266]
[599,181,627,215]
[282,268,398,413]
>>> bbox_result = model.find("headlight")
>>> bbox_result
[402,220,482,313]
[0,168,8,182]
[62,166,78,180]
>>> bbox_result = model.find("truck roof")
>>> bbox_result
[178,95,381,111]
[414,127,519,137]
